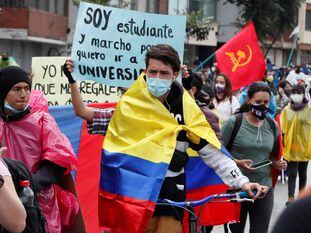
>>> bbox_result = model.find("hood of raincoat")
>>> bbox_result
[0,109,77,173]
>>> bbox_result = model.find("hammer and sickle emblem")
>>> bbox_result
[225,45,253,72]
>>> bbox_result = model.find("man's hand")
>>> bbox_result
[273,159,287,171]
[242,182,269,200]
[0,147,7,157]
[63,58,76,84]
[235,159,256,172]
[181,65,193,90]
[181,64,190,79]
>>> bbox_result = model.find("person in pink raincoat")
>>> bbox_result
[0,66,79,233]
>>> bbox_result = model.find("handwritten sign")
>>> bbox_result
[71,2,186,87]
[31,57,119,106]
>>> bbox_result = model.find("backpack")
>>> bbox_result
[226,113,279,156]
[0,158,46,233]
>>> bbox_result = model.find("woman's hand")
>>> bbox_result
[273,159,287,171]
[235,159,256,172]
[242,182,270,199]
[278,87,285,97]
[0,147,7,157]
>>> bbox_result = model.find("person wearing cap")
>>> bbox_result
[0,66,79,233]
[281,84,311,206]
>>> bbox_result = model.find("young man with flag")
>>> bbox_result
[64,44,269,233]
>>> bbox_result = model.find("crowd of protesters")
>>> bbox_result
[0,47,310,233]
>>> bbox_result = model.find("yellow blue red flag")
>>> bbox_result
[98,74,224,232]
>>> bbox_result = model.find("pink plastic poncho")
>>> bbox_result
[0,105,78,233]
[29,90,49,113]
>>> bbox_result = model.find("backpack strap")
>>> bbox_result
[226,113,243,152]
[266,117,279,157]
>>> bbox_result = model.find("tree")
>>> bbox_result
[185,11,215,41]
[225,0,305,57]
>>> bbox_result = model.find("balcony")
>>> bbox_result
[0,7,68,44]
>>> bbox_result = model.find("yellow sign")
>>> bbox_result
[225,45,252,72]
[31,57,120,106]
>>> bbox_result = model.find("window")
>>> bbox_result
[189,0,216,18]
[0,0,26,7]
[146,0,158,13]
[306,10,311,31]
[168,0,187,14]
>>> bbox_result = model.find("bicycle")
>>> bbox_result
[157,191,255,233]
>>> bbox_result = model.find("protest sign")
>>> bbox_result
[71,2,186,87]
[31,57,119,106]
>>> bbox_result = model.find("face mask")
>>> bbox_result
[215,83,225,93]
[290,94,303,104]
[250,104,269,120]
[4,101,28,114]
[2,56,9,61]
[195,93,210,105]
[146,75,173,97]
[211,67,216,72]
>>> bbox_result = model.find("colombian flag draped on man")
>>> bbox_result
[216,22,266,91]
[98,74,239,233]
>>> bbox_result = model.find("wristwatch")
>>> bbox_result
[0,175,4,189]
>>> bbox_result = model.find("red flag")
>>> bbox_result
[216,22,266,91]
[76,103,116,233]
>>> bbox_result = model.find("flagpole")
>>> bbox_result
[193,50,217,72]
[286,35,298,67]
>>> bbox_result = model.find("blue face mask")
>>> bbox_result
[146,75,174,97]
[4,101,29,114]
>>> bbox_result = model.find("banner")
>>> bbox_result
[71,2,186,88]
[216,22,266,91]
[31,57,119,106]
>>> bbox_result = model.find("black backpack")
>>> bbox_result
[0,158,46,233]
[226,113,279,155]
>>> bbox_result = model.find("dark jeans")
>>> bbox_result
[224,189,274,233]
[287,161,309,198]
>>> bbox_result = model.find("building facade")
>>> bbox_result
[1,0,311,71]
[0,0,74,70]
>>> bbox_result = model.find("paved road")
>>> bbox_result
[211,163,311,233]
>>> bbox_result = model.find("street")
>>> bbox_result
[212,163,311,233]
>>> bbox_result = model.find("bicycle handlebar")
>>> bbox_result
[157,191,255,208]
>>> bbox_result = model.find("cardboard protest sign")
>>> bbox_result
[31,57,119,106]
[71,2,186,88]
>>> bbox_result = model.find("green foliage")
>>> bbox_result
[186,11,214,41]
[225,0,305,55]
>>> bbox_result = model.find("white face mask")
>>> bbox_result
[290,94,303,104]
[146,75,173,97]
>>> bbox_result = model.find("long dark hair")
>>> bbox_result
[214,73,233,103]
[278,80,291,95]
[236,81,271,114]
